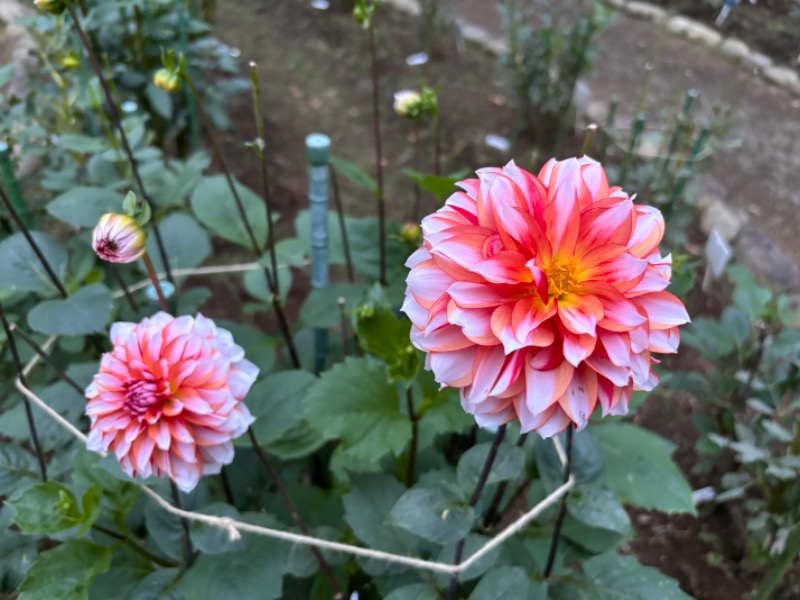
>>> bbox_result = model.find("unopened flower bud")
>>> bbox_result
[400,222,422,245]
[60,52,80,69]
[393,90,423,119]
[153,68,181,93]
[92,213,147,263]
[34,0,67,14]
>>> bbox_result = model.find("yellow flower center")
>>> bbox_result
[546,260,578,299]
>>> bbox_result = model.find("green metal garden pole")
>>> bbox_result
[0,143,31,229]
[307,133,331,374]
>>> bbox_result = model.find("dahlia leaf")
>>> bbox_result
[434,534,500,584]
[456,442,525,492]
[592,423,696,515]
[354,284,420,382]
[8,482,84,535]
[562,485,632,554]
[304,357,411,465]
[0,443,39,492]
[16,539,112,600]
[468,566,533,600]
[534,429,604,490]
[144,213,211,273]
[549,553,692,599]
[189,503,246,555]
[330,155,378,194]
[27,284,112,336]
[0,231,67,297]
[343,474,421,575]
[176,513,286,599]
[384,583,439,600]
[190,175,267,251]
[297,282,369,329]
[246,370,318,445]
[46,187,126,228]
[388,484,474,544]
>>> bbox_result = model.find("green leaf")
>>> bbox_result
[296,282,369,329]
[354,284,420,381]
[145,82,173,119]
[246,370,317,445]
[435,534,499,583]
[243,257,292,304]
[145,213,211,273]
[0,443,39,492]
[0,231,67,297]
[57,134,109,154]
[562,485,631,553]
[468,566,532,599]
[416,371,474,435]
[592,423,695,514]
[304,357,411,465]
[262,424,326,461]
[190,175,267,251]
[384,583,439,600]
[720,306,752,347]
[28,284,112,335]
[388,484,473,544]
[343,474,420,574]
[403,168,470,202]
[535,429,604,491]
[681,317,735,359]
[17,539,112,600]
[550,552,692,599]
[189,503,246,555]
[8,481,84,534]
[46,187,126,228]
[175,513,286,600]
[729,265,772,322]
[457,442,525,491]
[330,155,378,194]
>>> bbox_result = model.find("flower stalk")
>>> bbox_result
[0,301,48,481]
[170,481,195,569]
[329,164,355,283]
[543,424,574,578]
[482,433,528,527]
[405,387,419,486]
[142,253,170,313]
[182,73,301,369]
[367,21,387,286]
[446,424,507,599]
[65,4,174,286]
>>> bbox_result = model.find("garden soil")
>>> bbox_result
[207,1,800,598]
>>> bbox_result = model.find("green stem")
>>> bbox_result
[92,523,177,568]
[405,387,418,486]
[367,22,386,286]
[543,425,574,578]
[143,253,170,313]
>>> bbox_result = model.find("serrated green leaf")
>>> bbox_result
[457,442,525,491]
[535,429,604,491]
[17,539,112,600]
[28,284,112,335]
[389,484,473,544]
[592,423,695,514]
[0,443,39,491]
[246,370,317,445]
[468,566,532,599]
[57,134,109,154]
[354,284,420,382]
[190,175,266,251]
[384,583,439,600]
[9,481,84,534]
[145,213,211,273]
[297,282,369,329]
[46,187,126,227]
[304,357,411,465]
[189,503,246,555]
[549,553,692,599]
[330,155,378,194]
[0,232,67,297]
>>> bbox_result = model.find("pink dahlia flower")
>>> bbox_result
[92,212,147,264]
[402,158,690,437]
[85,312,257,492]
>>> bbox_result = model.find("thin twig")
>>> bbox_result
[220,466,235,506]
[543,425,574,578]
[329,165,355,283]
[367,23,386,286]
[92,523,178,567]
[405,387,418,487]
[0,302,47,481]
[446,425,507,599]
[184,75,300,369]
[65,5,174,286]
[0,184,67,298]
[170,481,195,569]
[482,433,528,527]
[247,428,343,598]
[10,326,85,395]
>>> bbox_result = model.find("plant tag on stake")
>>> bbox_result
[702,226,732,292]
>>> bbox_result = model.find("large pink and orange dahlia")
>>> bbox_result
[85,312,257,492]
[402,158,690,437]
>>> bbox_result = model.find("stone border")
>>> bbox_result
[601,0,800,97]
